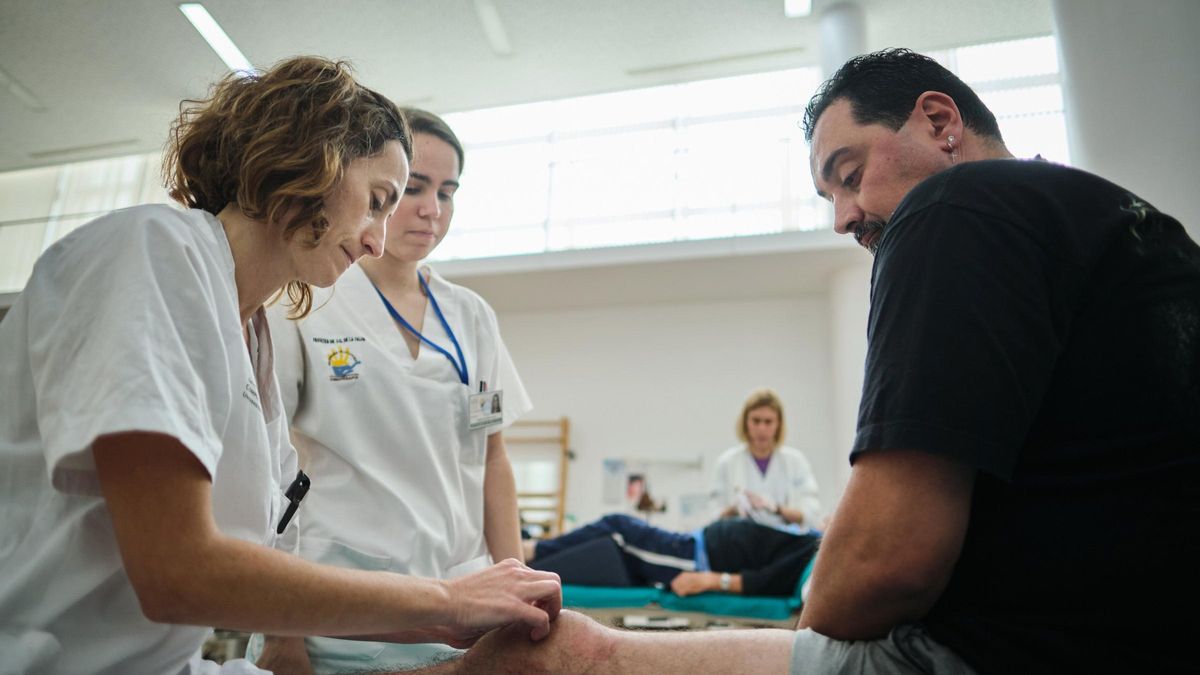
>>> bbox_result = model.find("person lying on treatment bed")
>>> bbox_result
[524,514,819,598]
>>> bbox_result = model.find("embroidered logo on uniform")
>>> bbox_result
[242,378,261,410]
[327,347,361,381]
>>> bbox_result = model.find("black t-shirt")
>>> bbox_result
[702,518,820,596]
[854,159,1200,674]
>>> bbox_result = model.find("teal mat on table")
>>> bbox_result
[562,558,816,621]
[562,586,662,609]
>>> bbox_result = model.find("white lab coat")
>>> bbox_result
[264,263,531,670]
[0,205,293,675]
[711,445,823,527]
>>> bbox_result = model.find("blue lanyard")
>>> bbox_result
[372,274,468,385]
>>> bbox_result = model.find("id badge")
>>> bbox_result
[468,389,503,430]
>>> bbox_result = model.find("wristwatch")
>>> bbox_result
[719,572,732,591]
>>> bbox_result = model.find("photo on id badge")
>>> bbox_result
[469,389,503,430]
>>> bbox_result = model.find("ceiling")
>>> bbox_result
[0,0,1053,174]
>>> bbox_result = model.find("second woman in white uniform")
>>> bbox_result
[712,388,823,531]
[256,109,532,674]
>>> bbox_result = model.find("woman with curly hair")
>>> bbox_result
[0,57,560,675]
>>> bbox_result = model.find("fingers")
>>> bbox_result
[450,560,562,641]
[502,563,561,641]
[513,599,553,642]
[519,577,562,605]
[505,562,561,614]
[540,582,562,622]
[515,578,562,638]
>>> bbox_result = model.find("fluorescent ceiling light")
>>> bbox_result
[627,46,807,77]
[29,138,140,160]
[472,0,513,57]
[785,0,813,18]
[178,3,255,76]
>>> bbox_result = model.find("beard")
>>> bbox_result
[853,220,887,256]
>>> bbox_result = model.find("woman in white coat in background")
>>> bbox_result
[712,388,823,530]
[256,108,533,674]
[0,58,559,675]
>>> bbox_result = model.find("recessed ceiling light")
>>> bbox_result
[785,0,813,18]
[178,3,255,76]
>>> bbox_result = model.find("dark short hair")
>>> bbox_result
[802,48,1002,144]
[401,108,465,177]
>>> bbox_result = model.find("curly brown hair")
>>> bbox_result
[163,55,411,317]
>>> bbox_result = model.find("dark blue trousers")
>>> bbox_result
[534,514,697,585]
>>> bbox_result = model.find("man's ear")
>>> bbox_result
[911,91,963,146]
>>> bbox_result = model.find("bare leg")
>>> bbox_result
[454,610,794,675]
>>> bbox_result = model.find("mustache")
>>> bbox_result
[853,220,887,255]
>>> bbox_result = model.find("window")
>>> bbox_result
[440,67,824,260]
[435,35,1067,261]
[0,36,1068,292]
[0,154,168,293]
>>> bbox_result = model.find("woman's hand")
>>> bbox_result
[744,490,776,513]
[459,610,615,675]
[373,559,562,649]
[446,559,562,643]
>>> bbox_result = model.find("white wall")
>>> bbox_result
[1053,0,1200,240]
[496,294,840,532]
[827,262,873,491]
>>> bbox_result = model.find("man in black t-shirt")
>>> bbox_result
[383,49,1199,675]
[794,49,1200,674]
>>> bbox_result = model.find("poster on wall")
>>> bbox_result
[678,493,710,521]
[626,473,646,506]
[602,458,625,505]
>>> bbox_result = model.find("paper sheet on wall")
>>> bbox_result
[602,458,626,505]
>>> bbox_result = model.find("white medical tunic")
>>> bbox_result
[0,205,295,675]
[711,445,823,528]
[265,264,531,669]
